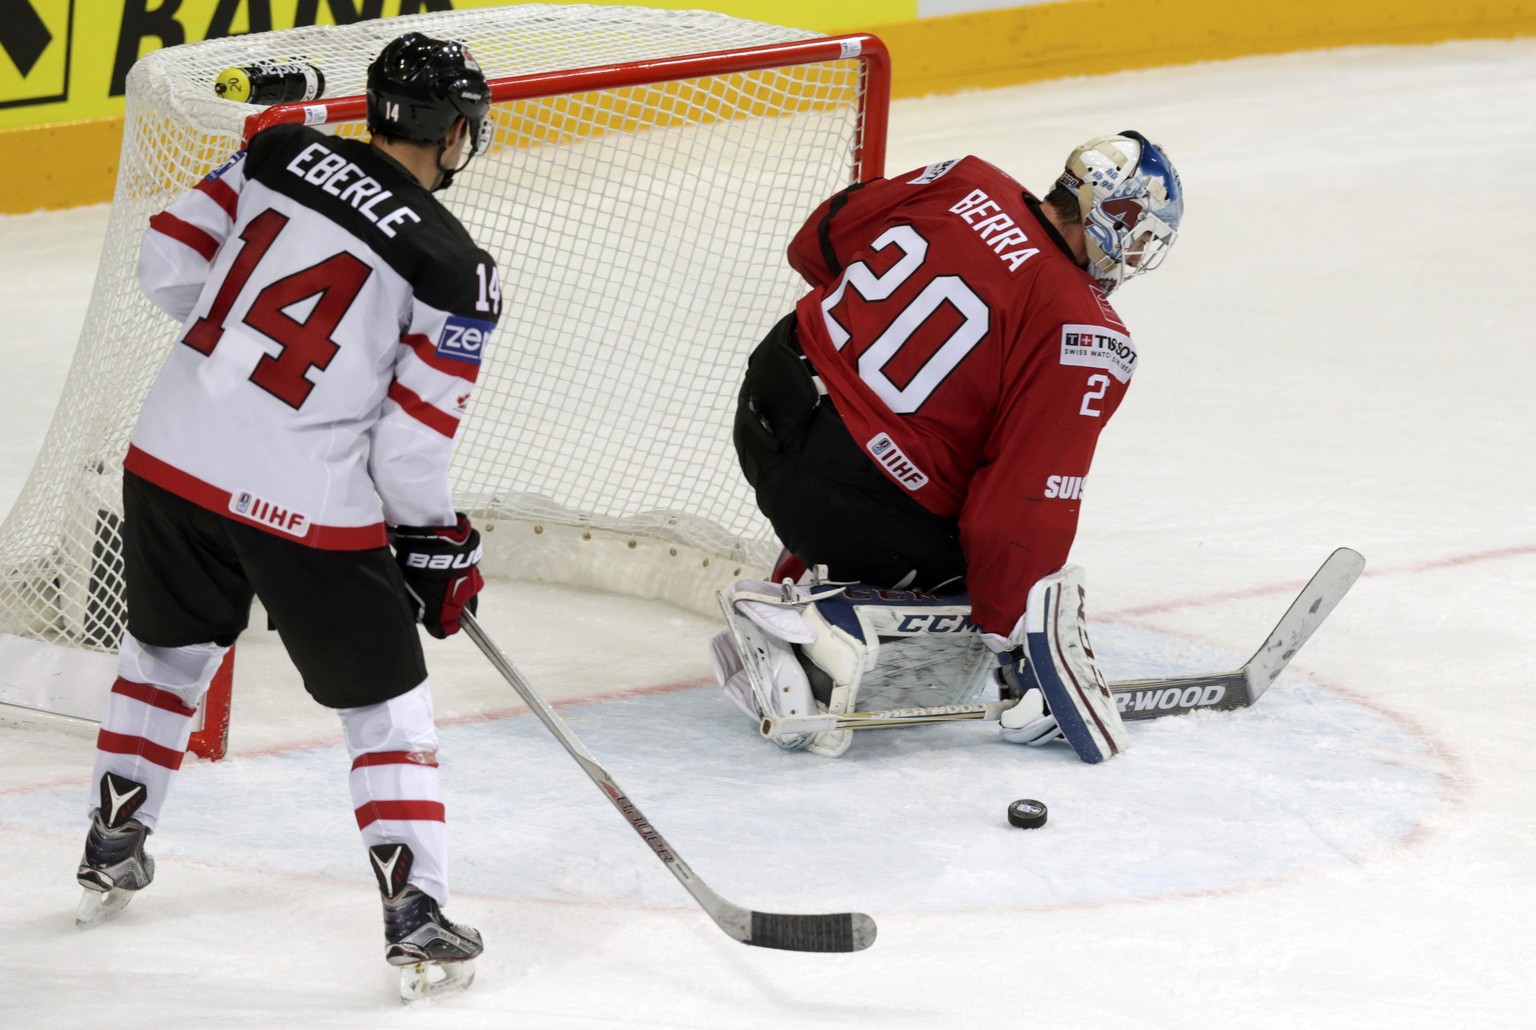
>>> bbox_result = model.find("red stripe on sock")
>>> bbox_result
[351,750,440,771]
[354,800,446,829]
[112,677,198,717]
[96,729,187,770]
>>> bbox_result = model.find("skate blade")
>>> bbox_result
[399,958,476,1003]
[76,885,135,928]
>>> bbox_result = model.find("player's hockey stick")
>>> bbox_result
[761,547,1365,735]
[460,610,876,953]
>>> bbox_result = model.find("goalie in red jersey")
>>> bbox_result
[711,132,1183,761]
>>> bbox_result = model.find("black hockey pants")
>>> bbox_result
[733,314,967,594]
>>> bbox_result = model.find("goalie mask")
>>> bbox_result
[1059,130,1183,294]
[366,32,492,190]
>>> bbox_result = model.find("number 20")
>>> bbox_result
[819,224,989,414]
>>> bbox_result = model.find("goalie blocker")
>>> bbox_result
[709,565,1129,763]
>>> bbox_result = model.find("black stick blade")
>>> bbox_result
[747,911,877,952]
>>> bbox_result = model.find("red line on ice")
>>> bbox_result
[1101,543,1536,619]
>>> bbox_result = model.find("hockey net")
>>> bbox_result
[0,6,889,751]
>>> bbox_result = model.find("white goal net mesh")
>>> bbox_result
[0,5,883,658]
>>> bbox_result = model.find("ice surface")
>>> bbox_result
[1,39,1533,1029]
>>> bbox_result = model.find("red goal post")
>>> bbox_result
[243,35,889,183]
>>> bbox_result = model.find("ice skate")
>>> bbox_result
[385,886,483,1002]
[76,773,155,927]
[371,844,482,1002]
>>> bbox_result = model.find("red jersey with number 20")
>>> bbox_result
[131,123,501,549]
[789,156,1135,636]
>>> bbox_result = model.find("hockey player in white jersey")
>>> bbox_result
[75,33,499,999]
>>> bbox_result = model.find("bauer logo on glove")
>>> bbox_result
[391,513,484,638]
[402,550,481,570]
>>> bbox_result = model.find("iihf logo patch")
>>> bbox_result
[866,433,929,490]
[228,490,309,536]
[436,315,493,365]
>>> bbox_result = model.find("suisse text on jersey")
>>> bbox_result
[285,143,423,238]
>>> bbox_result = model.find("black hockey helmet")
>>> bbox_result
[366,33,491,175]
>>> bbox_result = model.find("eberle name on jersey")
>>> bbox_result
[286,142,423,238]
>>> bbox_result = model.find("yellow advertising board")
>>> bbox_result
[1,0,1532,211]
[0,1,910,130]
[0,0,72,116]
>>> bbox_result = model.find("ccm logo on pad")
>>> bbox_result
[436,316,494,364]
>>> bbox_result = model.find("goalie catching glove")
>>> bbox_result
[391,513,484,638]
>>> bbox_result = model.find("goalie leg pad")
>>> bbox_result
[1023,566,1130,764]
[714,580,996,758]
[795,602,867,758]
[712,595,817,750]
[796,587,993,757]
[709,629,756,722]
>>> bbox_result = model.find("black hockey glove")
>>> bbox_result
[390,513,484,639]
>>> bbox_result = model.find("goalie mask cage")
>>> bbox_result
[0,5,890,752]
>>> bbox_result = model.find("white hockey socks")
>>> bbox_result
[339,682,451,906]
[88,635,228,830]
[1018,566,1130,764]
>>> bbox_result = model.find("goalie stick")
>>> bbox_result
[460,611,876,953]
[761,547,1365,736]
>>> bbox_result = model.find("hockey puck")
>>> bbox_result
[1007,798,1048,829]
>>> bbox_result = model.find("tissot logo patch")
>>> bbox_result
[1060,324,1137,382]
[436,316,493,364]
